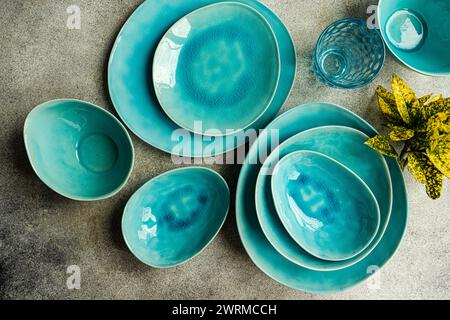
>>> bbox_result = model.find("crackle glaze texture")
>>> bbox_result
[153,2,279,135]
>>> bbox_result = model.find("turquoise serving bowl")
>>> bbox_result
[122,167,230,268]
[271,150,380,262]
[256,126,392,271]
[236,102,408,293]
[23,99,134,201]
[153,2,280,136]
[378,0,450,75]
[108,0,296,157]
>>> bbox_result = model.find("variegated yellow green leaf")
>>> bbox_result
[425,95,444,105]
[389,125,415,141]
[409,133,428,152]
[427,134,450,179]
[426,111,450,140]
[392,74,420,124]
[408,152,444,199]
[423,96,447,120]
[407,152,428,183]
[376,86,402,123]
[419,94,432,106]
[364,135,398,157]
[425,166,444,200]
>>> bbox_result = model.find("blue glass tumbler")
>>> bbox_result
[313,18,385,89]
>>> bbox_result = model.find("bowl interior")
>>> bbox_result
[379,0,450,75]
[153,2,280,135]
[271,150,381,261]
[121,167,230,268]
[24,99,134,200]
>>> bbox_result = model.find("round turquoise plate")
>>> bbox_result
[271,150,381,262]
[108,0,296,157]
[256,126,392,271]
[153,2,280,136]
[236,102,408,293]
[24,99,134,201]
[122,167,230,268]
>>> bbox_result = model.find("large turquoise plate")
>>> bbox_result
[108,0,296,157]
[236,102,408,293]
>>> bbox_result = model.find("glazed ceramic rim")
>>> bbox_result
[23,98,135,202]
[237,101,409,293]
[107,0,297,157]
[152,1,281,137]
[313,18,386,89]
[378,0,450,76]
[255,125,393,271]
[271,150,381,262]
[121,166,230,268]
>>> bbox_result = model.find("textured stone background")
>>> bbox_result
[0,0,449,299]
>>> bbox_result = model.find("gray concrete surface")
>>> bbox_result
[0,0,449,299]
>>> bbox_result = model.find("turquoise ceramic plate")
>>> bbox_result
[122,167,230,268]
[24,99,134,201]
[378,0,450,76]
[236,102,408,293]
[256,126,392,270]
[108,0,296,157]
[153,2,280,136]
[272,150,380,262]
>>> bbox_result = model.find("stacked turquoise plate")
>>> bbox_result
[237,102,408,293]
[108,0,296,157]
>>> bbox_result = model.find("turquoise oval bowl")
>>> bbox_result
[256,126,392,271]
[122,167,230,268]
[236,102,408,293]
[108,0,296,156]
[23,99,134,201]
[153,2,279,136]
[271,150,381,262]
[378,0,450,75]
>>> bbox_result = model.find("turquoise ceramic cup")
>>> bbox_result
[271,150,381,261]
[378,0,450,75]
[121,167,230,268]
[24,99,134,201]
[153,2,280,136]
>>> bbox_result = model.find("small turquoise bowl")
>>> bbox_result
[378,0,450,75]
[271,150,381,262]
[24,99,134,201]
[121,167,230,268]
[153,2,280,136]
